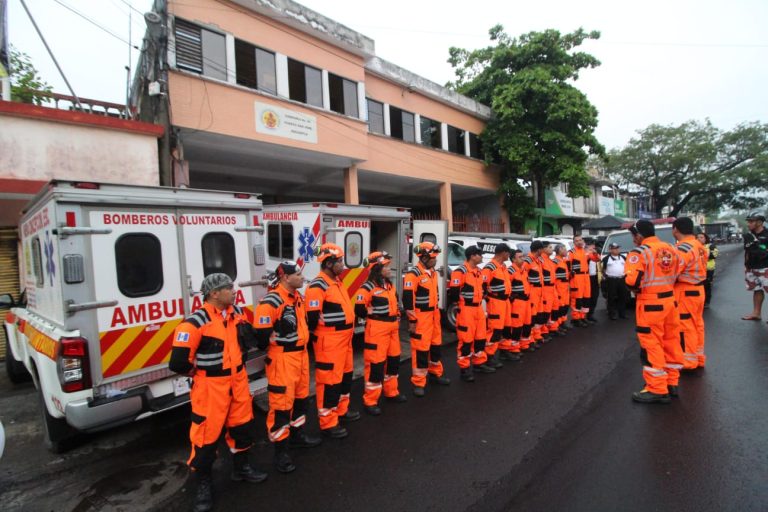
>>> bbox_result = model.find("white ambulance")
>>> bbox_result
[2,181,269,451]
[261,203,412,306]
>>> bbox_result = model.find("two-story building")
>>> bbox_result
[132,0,507,232]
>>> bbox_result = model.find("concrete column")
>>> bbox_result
[440,123,449,151]
[414,114,422,144]
[383,104,391,136]
[225,35,236,84]
[499,195,511,233]
[276,53,289,98]
[440,182,453,232]
[321,70,331,110]
[345,165,359,205]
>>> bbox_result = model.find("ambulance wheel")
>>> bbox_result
[4,327,31,384]
[444,303,458,332]
[38,389,75,453]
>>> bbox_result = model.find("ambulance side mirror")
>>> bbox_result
[0,294,15,308]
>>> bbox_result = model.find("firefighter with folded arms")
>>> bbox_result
[672,218,708,370]
[253,261,322,474]
[625,220,685,404]
[482,243,513,368]
[306,243,360,439]
[355,251,408,414]
[169,273,267,512]
[449,245,494,382]
[403,242,451,397]
[506,249,530,358]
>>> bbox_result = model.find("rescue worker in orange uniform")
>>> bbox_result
[524,241,545,348]
[539,242,563,338]
[553,244,572,331]
[449,245,494,382]
[306,243,360,438]
[505,249,529,360]
[355,251,408,414]
[253,262,322,474]
[169,273,267,512]
[482,243,512,368]
[569,235,592,328]
[625,220,684,403]
[672,217,707,370]
[403,242,451,397]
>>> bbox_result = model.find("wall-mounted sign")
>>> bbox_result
[598,196,615,215]
[544,189,574,216]
[255,102,317,144]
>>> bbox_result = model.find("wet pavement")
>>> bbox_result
[1,244,765,512]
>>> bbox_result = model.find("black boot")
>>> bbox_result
[290,426,322,448]
[428,374,451,385]
[460,367,475,382]
[487,352,504,369]
[192,472,213,512]
[231,451,268,483]
[273,440,296,473]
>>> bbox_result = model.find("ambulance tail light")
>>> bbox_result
[73,182,100,190]
[57,337,92,393]
[234,193,251,199]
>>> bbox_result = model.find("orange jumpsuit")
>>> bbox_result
[569,247,591,321]
[539,255,559,332]
[170,302,255,472]
[507,262,531,352]
[450,263,488,368]
[482,260,512,356]
[306,272,355,431]
[675,236,707,369]
[253,285,310,442]
[524,254,544,341]
[625,236,684,394]
[553,256,571,327]
[355,278,402,406]
[403,262,444,388]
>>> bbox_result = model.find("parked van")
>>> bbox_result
[601,224,676,258]
[3,181,269,451]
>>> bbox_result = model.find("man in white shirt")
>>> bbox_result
[601,243,629,320]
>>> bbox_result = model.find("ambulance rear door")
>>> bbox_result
[412,220,449,309]
[331,216,371,300]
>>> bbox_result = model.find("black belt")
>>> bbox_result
[368,314,398,322]
[462,301,481,307]
[416,305,435,312]
[320,323,354,331]
[605,276,624,280]
[487,293,509,300]
[278,343,306,352]
[201,364,244,377]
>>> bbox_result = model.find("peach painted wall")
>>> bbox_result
[170,0,365,81]
[169,72,370,161]
[364,73,486,134]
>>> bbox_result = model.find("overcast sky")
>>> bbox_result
[8,0,768,150]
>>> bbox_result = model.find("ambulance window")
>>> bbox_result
[267,223,294,259]
[31,237,44,287]
[115,234,163,297]
[447,243,465,266]
[202,233,237,280]
[344,232,363,268]
[420,233,437,244]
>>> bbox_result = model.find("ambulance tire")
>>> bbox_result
[444,303,458,332]
[38,388,75,453]
[4,326,31,384]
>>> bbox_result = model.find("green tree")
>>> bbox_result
[9,45,52,105]
[606,120,768,218]
[448,26,605,226]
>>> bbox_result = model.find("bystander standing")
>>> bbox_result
[742,211,768,322]
[601,243,629,320]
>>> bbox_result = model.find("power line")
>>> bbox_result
[52,0,139,49]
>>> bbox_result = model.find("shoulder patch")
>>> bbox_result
[628,254,640,264]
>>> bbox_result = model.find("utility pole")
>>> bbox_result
[0,0,10,101]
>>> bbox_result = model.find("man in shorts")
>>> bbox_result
[742,210,768,322]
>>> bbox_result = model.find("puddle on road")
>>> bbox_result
[71,461,187,512]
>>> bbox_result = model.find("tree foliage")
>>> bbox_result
[448,26,605,220]
[606,120,768,217]
[9,45,52,105]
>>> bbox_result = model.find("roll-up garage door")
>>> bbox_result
[0,228,20,360]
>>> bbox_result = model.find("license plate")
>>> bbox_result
[173,376,191,396]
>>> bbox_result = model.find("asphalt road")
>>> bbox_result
[1,244,765,512]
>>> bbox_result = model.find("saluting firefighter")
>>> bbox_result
[553,244,572,330]
[449,245,494,382]
[253,262,322,474]
[403,242,451,397]
[355,251,408,414]
[672,218,708,370]
[625,220,684,404]
[169,273,267,512]
[306,243,360,439]
[482,243,513,368]
[506,248,530,359]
